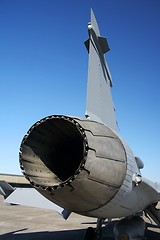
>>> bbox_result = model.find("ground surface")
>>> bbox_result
[0,196,160,240]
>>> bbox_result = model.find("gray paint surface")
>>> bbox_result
[85,10,118,131]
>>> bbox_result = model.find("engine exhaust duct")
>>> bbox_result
[20,115,127,214]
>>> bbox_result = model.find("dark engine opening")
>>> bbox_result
[21,117,85,182]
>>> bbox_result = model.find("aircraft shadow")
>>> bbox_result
[0,228,86,240]
[0,222,116,240]
[0,222,160,240]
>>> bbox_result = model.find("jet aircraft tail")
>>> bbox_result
[85,9,118,132]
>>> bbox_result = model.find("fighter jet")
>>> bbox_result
[1,9,160,240]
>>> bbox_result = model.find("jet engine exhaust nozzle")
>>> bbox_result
[19,115,127,214]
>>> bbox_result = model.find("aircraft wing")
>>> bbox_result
[85,9,118,132]
[0,180,14,198]
[0,180,70,219]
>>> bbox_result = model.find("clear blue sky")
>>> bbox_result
[0,0,160,182]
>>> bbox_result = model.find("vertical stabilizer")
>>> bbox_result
[85,9,118,132]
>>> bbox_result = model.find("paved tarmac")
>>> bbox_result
[0,196,160,240]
